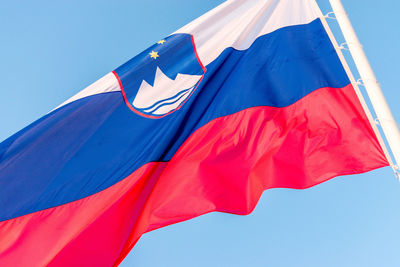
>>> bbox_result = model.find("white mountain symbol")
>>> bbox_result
[132,67,202,115]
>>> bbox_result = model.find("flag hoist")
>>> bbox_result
[328,0,400,177]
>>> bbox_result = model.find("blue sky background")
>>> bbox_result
[1,1,399,266]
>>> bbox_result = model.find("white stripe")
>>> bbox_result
[174,0,319,66]
[51,72,120,112]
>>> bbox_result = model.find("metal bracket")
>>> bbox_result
[339,41,363,51]
[392,165,400,179]
[324,12,337,20]
[339,42,350,50]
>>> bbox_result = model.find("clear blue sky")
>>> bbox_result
[1,1,399,266]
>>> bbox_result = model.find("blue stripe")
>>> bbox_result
[0,19,349,221]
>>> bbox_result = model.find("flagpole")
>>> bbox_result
[328,0,400,174]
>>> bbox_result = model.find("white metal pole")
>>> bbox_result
[329,0,400,170]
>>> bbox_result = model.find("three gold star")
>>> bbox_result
[149,50,159,59]
[149,40,166,59]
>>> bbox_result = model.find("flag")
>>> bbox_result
[0,0,389,266]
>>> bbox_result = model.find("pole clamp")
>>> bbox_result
[392,165,400,179]
[339,42,350,51]
[339,42,364,50]
[324,12,337,20]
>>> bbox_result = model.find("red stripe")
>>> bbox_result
[0,84,388,266]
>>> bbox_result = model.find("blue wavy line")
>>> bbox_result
[136,86,193,112]
[139,89,191,114]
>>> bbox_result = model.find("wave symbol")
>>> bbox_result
[132,67,202,116]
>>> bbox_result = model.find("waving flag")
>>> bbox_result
[0,0,389,266]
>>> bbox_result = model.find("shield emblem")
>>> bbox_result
[114,34,206,118]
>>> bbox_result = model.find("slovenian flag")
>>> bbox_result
[0,0,389,266]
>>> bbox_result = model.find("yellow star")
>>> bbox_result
[149,51,159,59]
[157,40,166,45]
